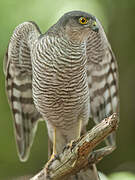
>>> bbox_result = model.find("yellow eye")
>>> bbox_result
[79,17,88,25]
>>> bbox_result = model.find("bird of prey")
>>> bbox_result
[4,11,119,179]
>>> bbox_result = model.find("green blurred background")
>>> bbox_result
[0,0,135,179]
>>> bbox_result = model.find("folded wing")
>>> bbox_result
[4,22,42,161]
[86,19,119,145]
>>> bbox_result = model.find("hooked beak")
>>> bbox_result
[91,21,99,33]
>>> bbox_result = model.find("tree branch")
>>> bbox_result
[30,113,118,180]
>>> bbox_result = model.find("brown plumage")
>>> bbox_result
[4,11,119,179]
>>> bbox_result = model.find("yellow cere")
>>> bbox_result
[92,21,97,27]
[79,17,88,25]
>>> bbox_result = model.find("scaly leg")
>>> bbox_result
[70,119,82,168]
[51,127,57,159]
[46,127,57,167]
[78,119,82,139]
[69,119,82,149]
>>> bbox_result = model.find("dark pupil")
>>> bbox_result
[81,18,86,23]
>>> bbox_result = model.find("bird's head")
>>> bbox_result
[55,11,99,43]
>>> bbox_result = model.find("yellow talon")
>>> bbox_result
[69,140,74,148]
[49,153,56,161]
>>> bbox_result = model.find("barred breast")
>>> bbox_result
[32,34,90,131]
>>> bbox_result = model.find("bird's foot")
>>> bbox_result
[69,140,74,148]
[66,140,77,152]
[45,153,57,169]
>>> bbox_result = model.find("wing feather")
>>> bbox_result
[4,22,42,161]
[86,19,119,145]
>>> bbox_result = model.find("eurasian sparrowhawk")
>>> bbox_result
[4,11,119,179]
